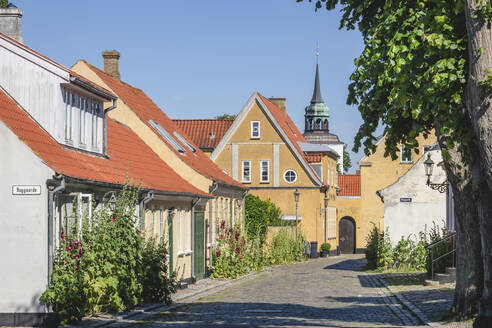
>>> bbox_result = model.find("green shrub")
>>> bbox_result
[244,195,285,246]
[41,182,178,324]
[243,235,267,272]
[211,221,248,278]
[267,228,305,265]
[320,242,331,252]
[365,225,393,269]
[426,222,454,274]
[141,238,178,303]
[0,1,8,9]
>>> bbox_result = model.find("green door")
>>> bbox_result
[167,210,174,277]
[193,211,205,280]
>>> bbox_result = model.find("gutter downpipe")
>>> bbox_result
[47,175,65,284]
[139,191,154,231]
[104,99,117,158]
[208,182,219,269]
[191,197,203,281]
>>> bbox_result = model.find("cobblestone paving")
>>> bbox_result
[121,255,425,327]
[380,273,472,328]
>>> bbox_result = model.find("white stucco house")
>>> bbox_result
[377,146,451,244]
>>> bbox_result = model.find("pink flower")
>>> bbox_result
[235,233,239,240]
[239,255,243,260]
[236,247,240,254]
[111,216,116,222]
[216,251,221,258]
[67,245,72,251]
[74,255,79,261]
[219,234,224,240]
[220,221,226,229]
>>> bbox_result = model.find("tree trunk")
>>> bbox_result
[464,1,492,325]
[437,129,483,318]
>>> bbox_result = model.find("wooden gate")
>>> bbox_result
[193,211,205,280]
[339,217,356,254]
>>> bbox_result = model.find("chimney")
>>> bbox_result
[269,97,286,113]
[102,50,120,81]
[356,169,360,175]
[0,4,23,44]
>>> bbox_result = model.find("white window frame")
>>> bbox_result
[79,97,86,145]
[250,121,260,139]
[400,146,413,163]
[65,90,73,141]
[283,169,297,183]
[92,102,99,149]
[260,160,270,183]
[242,160,251,183]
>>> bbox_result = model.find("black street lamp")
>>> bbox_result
[294,188,300,239]
[424,153,448,193]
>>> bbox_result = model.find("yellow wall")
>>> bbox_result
[213,100,338,249]
[336,196,363,249]
[358,134,437,245]
[71,61,244,275]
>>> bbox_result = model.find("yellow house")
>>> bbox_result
[71,51,247,283]
[206,92,340,251]
[357,134,437,246]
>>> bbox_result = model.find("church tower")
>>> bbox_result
[303,57,345,171]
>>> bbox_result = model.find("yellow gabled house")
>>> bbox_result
[208,92,340,252]
[71,51,247,283]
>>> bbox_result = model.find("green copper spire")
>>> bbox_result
[305,58,330,132]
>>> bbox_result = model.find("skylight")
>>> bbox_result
[173,131,196,153]
[149,120,186,153]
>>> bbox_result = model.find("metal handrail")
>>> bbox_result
[426,231,456,280]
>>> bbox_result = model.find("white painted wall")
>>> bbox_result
[0,121,54,313]
[331,143,344,173]
[379,149,446,244]
[0,36,103,153]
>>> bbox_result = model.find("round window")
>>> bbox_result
[283,169,297,183]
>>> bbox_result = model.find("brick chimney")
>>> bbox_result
[0,5,23,44]
[269,97,286,113]
[102,50,120,81]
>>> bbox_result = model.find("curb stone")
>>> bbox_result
[68,271,261,328]
[363,273,422,326]
[377,274,443,328]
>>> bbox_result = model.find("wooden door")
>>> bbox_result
[339,217,355,254]
[193,211,205,280]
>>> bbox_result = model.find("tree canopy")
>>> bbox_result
[215,113,237,120]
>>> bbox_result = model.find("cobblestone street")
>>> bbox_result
[115,255,430,327]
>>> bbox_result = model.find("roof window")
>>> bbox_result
[173,131,196,153]
[149,120,186,153]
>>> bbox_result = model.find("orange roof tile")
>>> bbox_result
[305,153,323,163]
[173,119,233,150]
[338,174,361,197]
[85,62,245,189]
[0,89,209,197]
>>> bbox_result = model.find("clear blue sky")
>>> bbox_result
[18,0,373,173]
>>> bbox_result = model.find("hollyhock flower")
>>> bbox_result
[74,255,79,261]
[216,251,221,258]
[75,265,79,271]
[235,233,239,240]
[220,221,226,229]
[236,247,240,254]
[242,238,246,245]
[239,255,243,260]
[219,234,224,240]
[67,245,72,251]
[111,216,116,222]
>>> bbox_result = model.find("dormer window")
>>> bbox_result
[251,121,260,139]
[62,87,103,153]
[149,120,186,154]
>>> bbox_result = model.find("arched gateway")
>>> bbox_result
[339,217,356,254]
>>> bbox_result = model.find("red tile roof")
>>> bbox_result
[0,89,209,197]
[305,153,322,163]
[0,34,115,99]
[84,62,245,189]
[338,174,361,197]
[173,119,233,150]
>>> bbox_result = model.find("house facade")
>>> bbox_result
[71,55,247,280]
[378,146,448,244]
[204,92,340,249]
[336,174,362,252]
[358,134,438,242]
[0,32,214,326]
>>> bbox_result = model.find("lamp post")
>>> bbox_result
[424,153,448,193]
[294,188,300,239]
[324,192,328,244]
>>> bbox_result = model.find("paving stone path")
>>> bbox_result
[117,255,427,327]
